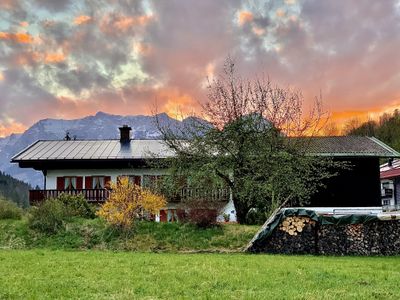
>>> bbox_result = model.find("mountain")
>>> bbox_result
[0,171,31,207]
[0,112,194,188]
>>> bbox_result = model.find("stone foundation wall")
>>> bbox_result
[253,217,400,255]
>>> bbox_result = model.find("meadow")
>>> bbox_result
[0,250,399,299]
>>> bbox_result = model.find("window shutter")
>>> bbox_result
[56,177,65,190]
[76,177,83,189]
[104,176,111,189]
[85,176,93,189]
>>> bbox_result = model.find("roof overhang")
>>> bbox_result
[12,158,167,171]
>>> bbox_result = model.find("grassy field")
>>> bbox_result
[0,250,399,299]
[0,219,258,252]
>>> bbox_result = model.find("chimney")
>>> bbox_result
[119,125,132,143]
[388,158,393,168]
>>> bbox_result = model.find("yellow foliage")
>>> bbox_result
[97,177,166,229]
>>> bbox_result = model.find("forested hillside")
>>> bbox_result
[346,110,400,151]
[0,172,31,207]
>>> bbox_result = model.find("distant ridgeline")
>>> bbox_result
[0,171,31,207]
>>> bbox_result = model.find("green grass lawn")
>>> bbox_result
[0,250,399,299]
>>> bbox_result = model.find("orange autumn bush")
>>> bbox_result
[97,177,166,230]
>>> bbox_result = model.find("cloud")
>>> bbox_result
[238,11,254,25]
[1,0,400,138]
[0,32,33,43]
[0,121,26,137]
[74,15,92,25]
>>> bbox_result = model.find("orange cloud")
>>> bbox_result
[0,32,33,44]
[99,14,153,35]
[12,50,66,66]
[44,52,66,63]
[276,9,286,18]
[0,121,26,138]
[158,88,199,119]
[238,11,254,26]
[133,42,153,56]
[0,72,4,81]
[114,15,153,31]
[74,15,92,25]
[20,21,29,27]
[328,100,400,132]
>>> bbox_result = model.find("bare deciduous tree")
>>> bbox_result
[156,58,341,224]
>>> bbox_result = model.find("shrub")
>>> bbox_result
[28,194,96,234]
[0,198,23,220]
[97,177,166,231]
[186,199,219,228]
[56,193,96,219]
[28,199,67,234]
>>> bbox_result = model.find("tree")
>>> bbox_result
[157,58,342,224]
[97,177,166,230]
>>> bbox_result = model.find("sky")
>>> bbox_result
[1,0,400,137]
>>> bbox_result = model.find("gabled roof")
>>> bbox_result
[11,136,399,166]
[299,136,400,158]
[11,139,174,162]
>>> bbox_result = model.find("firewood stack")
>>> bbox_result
[279,216,316,236]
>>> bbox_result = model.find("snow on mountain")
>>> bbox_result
[0,112,191,187]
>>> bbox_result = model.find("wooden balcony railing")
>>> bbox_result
[29,189,110,205]
[29,187,230,205]
[179,188,229,202]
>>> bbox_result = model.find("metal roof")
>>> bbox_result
[11,140,175,162]
[11,136,400,163]
[297,136,400,158]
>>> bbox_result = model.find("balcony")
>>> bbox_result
[29,187,230,205]
[29,189,110,205]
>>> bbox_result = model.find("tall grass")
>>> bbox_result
[0,198,23,220]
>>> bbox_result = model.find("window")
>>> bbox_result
[64,177,77,190]
[143,175,164,190]
[117,175,141,186]
[92,176,105,189]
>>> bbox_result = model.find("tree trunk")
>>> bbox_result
[232,193,250,224]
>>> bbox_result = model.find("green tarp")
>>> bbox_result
[247,208,378,251]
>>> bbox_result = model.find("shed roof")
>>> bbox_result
[298,136,400,158]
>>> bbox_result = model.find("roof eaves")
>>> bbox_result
[10,140,42,162]
[308,152,399,158]
[368,136,400,157]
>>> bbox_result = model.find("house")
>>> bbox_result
[380,159,400,207]
[11,126,400,222]
[11,125,235,222]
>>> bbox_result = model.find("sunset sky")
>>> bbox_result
[1,0,400,137]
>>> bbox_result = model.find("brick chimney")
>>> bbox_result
[119,125,132,143]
